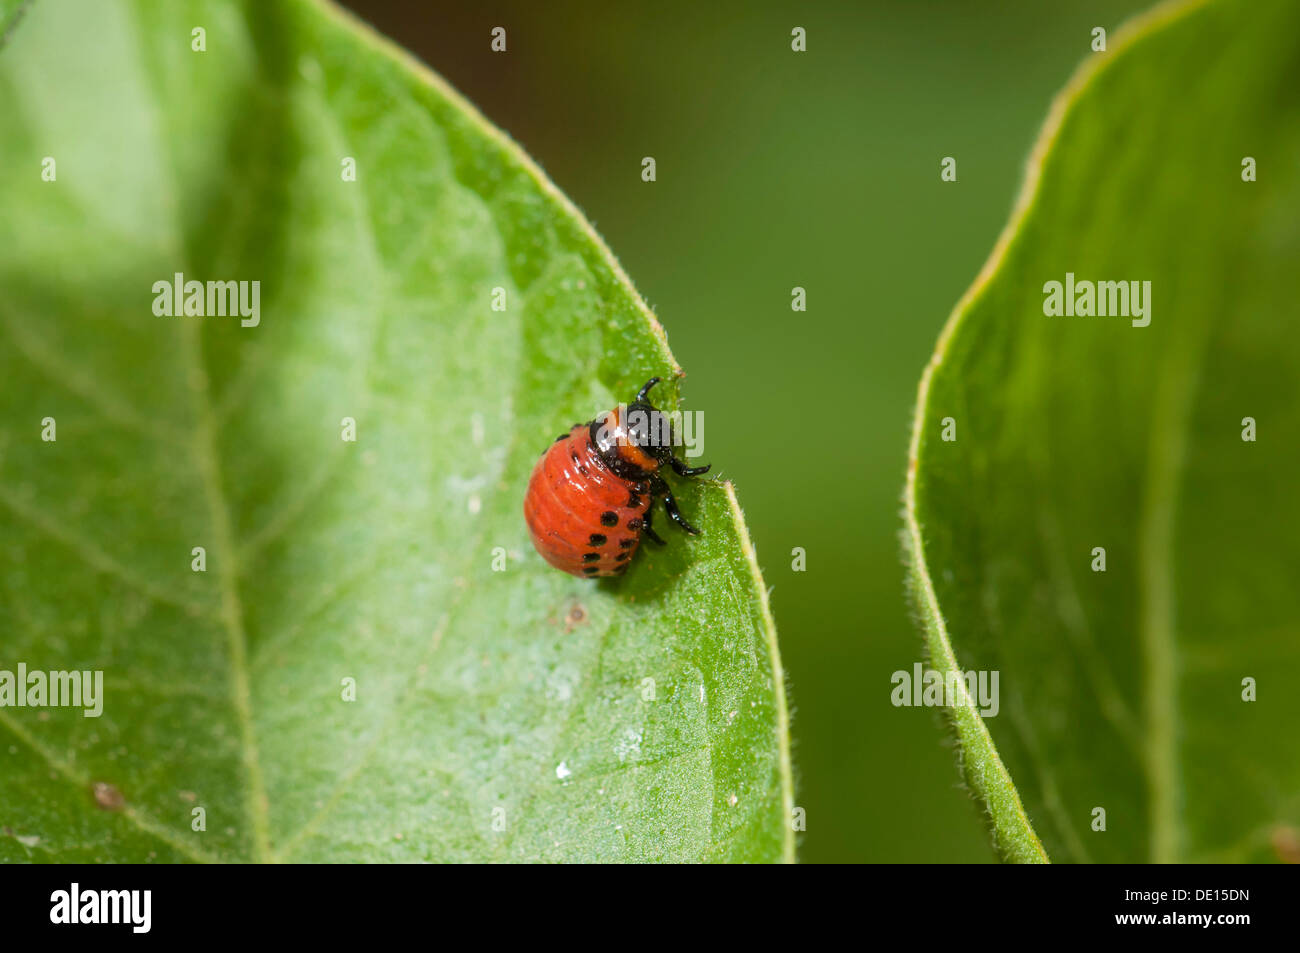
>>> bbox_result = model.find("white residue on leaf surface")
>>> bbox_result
[614,727,642,763]
[546,667,577,703]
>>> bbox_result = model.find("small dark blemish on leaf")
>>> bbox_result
[92,781,125,811]
[1272,825,1300,863]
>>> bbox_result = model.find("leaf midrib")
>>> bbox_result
[180,319,273,862]
[1136,295,1213,864]
[123,0,272,862]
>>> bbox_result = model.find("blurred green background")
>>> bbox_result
[340,0,1156,862]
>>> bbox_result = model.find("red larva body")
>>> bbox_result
[524,425,651,577]
[524,378,711,578]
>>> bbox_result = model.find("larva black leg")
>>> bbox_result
[670,456,711,477]
[659,483,701,535]
[641,499,666,545]
[636,377,661,402]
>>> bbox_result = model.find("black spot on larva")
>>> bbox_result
[600,511,618,527]
[616,551,631,562]
[571,451,581,464]
[588,533,607,546]
[614,563,628,574]
[582,566,599,576]
[627,518,643,531]
[627,492,642,508]
[619,537,637,549]
[582,552,600,563]
[578,465,588,475]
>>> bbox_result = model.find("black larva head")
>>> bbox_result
[624,390,676,465]
[589,377,676,478]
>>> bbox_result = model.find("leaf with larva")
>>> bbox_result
[0,0,793,863]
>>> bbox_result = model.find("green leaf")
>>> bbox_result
[0,0,34,50]
[0,0,792,862]
[905,0,1300,864]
